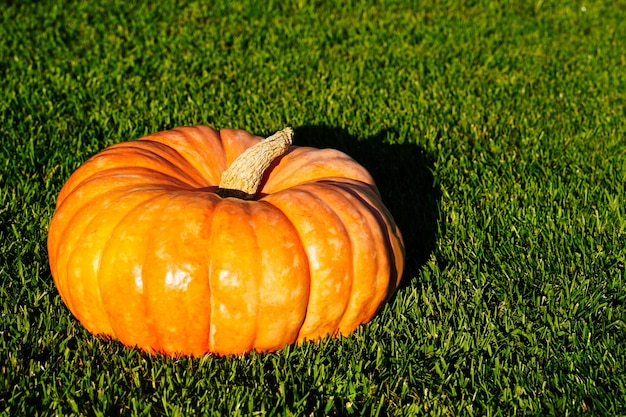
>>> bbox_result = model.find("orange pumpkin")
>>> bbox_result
[47,126,404,356]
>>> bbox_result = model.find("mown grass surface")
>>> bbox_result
[1,1,625,415]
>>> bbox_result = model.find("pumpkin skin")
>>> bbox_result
[47,126,404,356]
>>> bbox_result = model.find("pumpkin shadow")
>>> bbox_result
[292,126,441,288]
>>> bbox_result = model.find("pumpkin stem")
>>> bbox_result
[217,127,293,199]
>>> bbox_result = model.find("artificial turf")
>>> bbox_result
[1,0,625,415]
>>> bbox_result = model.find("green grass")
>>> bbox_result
[1,0,625,415]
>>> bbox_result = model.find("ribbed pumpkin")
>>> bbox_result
[47,126,404,356]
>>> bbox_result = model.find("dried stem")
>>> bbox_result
[217,127,293,199]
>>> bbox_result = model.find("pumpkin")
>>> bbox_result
[47,126,404,356]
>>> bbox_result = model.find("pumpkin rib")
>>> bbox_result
[98,191,180,348]
[328,180,405,298]
[55,169,198,217]
[263,186,354,340]
[361,183,404,291]
[54,188,158,328]
[207,198,262,354]
[55,144,206,208]
[141,192,206,354]
[131,201,158,354]
[55,183,164,270]
[108,192,160,352]
[135,192,180,354]
[295,181,382,334]
[51,178,185,304]
[183,192,223,355]
[60,190,156,334]
[50,197,86,313]
[249,206,262,352]
[328,180,399,326]
[311,186,356,332]
[261,147,377,196]
[101,142,209,188]
[207,248,215,353]
[145,126,228,184]
[218,128,265,167]
[99,142,203,185]
[245,200,310,352]
[139,190,222,355]
[97,191,177,346]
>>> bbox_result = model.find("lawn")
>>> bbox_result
[1,0,625,415]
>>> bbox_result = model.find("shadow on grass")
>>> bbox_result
[293,126,441,287]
